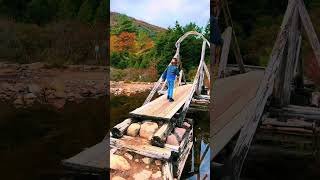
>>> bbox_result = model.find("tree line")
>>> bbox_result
[110,13,210,78]
[0,0,108,25]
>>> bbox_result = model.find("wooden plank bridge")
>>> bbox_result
[211,0,320,179]
[130,84,193,121]
[63,31,211,180]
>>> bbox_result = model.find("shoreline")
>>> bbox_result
[0,62,154,108]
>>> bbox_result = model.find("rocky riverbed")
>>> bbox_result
[0,62,155,109]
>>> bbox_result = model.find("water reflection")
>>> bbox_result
[0,97,107,180]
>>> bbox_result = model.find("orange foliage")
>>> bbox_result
[113,32,137,52]
[110,35,118,53]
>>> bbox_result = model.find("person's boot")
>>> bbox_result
[167,95,170,99]
[169,98,174,102]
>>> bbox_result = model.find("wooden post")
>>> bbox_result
[282,7,301,105]
[297,0,320,67]
[197,41,207,95]
[228,1,296,179]
[221,0,246,73]
[111,118,132,138]
[151,123,173,147]
[218,27,232,78]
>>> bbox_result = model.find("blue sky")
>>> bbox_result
[110,0,210,29]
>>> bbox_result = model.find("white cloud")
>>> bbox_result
[111,0,209,28]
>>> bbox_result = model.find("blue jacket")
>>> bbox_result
[162,65,180,81]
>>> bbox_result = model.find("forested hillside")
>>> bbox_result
[110,12,210,81]
[0,0,108,65]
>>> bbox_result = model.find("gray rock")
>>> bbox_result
[27,84,40,94]
[133,170,152,180]
[111,176,126,180]
[166,134,179,146]
[24,93,36,99]
[142,157,152,165]
[110,154,131,171]
[155,160,162,166]
[152,171,162,179]
[140,122,158,140]
[124,152,133,160]
[127,123,141,137]
[174,127,186,142]
[183,122,191,129]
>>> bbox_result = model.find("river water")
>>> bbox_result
[0,97,107,180]
[2,91,318,180]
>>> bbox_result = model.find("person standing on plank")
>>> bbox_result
[162,58,180,102]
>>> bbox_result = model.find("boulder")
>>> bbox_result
[183,122,191,129]
[174,127,186,142]
[166,134,179,146]
[27,84,40,94]
[112,176,126,180]
[142,157,152,165]
[152,171,162,179]
[110,154,131,171]
[24,93,36,99]
[127,123,141,137]
[133,170,152,180]
[155,160,162,166]
[124,152,133,160]
[140,122,158,140]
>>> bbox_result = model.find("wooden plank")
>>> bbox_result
[218,27,232,78]
[272,105,320,120]
[110,135,172,160]
[212,71,264,136]
[62,139,108,172]
[162,162,173,180]
[176,141,193,179]
[262,118,315,129]
[130,84,193,121]
[211,71,263,158]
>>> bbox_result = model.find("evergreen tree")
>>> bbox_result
[112,14,137,34]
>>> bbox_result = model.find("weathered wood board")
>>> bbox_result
[130,84,193,120]
[62,139,108,172]
[211,71,264,158]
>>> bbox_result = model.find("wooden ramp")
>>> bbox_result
[130,84,193,120]
[62,139,108,172]
[211,70,264,158]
